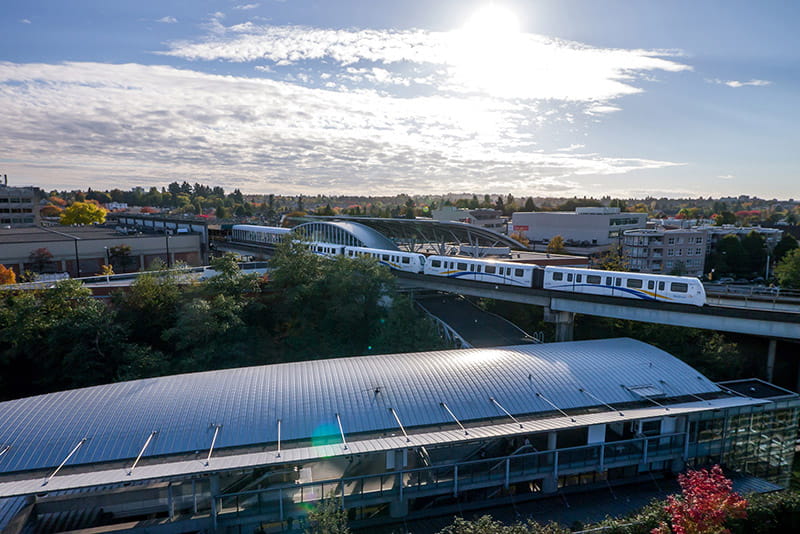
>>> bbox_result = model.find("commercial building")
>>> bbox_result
[696,224,783,254]
[512,208,647,247]
[0,177,41,227]
[623,228,708,277]
[431,206,507,233]
[0,339,795,533]
[0,226,203,277]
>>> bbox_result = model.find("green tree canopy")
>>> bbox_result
[59,201,107,225]
[775,248,800,289]
[772,234,798,264]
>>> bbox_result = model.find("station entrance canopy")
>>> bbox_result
[291,216,526,255]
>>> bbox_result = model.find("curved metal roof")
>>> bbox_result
[0,339,719,476]
[296,216,526,253]
[292,220,399,250]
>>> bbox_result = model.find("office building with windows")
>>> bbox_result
[623,228,708,276]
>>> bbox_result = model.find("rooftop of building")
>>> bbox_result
[0,225,198,244]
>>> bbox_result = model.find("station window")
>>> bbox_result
[670,282,688,293]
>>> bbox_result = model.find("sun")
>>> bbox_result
[448,4,527,97]
[462,4,521,38]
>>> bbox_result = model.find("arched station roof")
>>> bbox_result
[295,216,526,253]
[0,339,720,477]
[292,220,399,250]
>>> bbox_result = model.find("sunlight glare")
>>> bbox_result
[449,4,529,98]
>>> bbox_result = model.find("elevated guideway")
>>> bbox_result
[394,272,800,342]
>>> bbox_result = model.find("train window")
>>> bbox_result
[402,257,410,264]
[567,273,573,282]
[485,265,496,274]
[515,269,524,277]
[476,265,482,272]
[648,280,655,290]
[658,281,665,291]
[457,262,467,270]
[587,275,601,284]
[576,274,582,283]
[553,272,563,281]
[615,277,622,286]
[606,277,612,285]
[431,259,441,268]
[382,254,389,261]
[626,278,643,289]
[670,282,689,293]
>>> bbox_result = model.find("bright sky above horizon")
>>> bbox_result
[1,1,798,198]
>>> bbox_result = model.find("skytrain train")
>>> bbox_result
[231,224,707,306]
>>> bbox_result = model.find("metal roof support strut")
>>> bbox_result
[388,407,411,442]
[276,419,282,458]
[335,413,348,450]
[206,424,222,466]
[128,430,158,475]
[623,386,670,411]
[579,388,625,416]
[43,437,87,486]
[535,392,576,422]
[489,397,523,429]
[440,402,468,435]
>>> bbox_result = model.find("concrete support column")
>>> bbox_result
[766,339,777,383]
[139,254,145,271]
[544,307,575,342]
[542,431,558,494]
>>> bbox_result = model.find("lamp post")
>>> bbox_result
[74,239,81,278]
[165,233,171,268]
[104,246,110,266]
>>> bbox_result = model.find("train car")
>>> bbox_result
[308,242,346,257]
[542,266,706,306]
[344,246,426,273]
[424,255,540,287]
[230,224,291,245]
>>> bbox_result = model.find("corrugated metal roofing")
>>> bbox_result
[0,339,719,478]
[0,395,765,498]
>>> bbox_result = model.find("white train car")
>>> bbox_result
[344,246,426,274]
[231,224,291,245]
[309,242,346,257]
[424,255,537,287]
[542,266,706,306]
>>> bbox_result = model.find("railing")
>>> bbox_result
[215,433,687,523]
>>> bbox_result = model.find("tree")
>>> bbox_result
[774,248,800,289]
[652,465,746,534]
[438,515,568,534]
[524,197,537,212]
[708,234,747,277]
[546,235,566,254]
[772,234,798,264]
[28,248,54,273]
[60,201,107,225]
[508,232,530,247]
[109,244,134,273]
[668,261,688,276]
[740,230,766,276]
[305,494,351,534]
[0,264,16,285]
[595,244,629,271]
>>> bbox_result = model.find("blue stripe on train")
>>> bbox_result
[443,271,529,286]
[547,283,663,301]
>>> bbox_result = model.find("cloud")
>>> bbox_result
[20,19,31,24]
[0,61,682,195]
[718,174,735,180]
[234,3,260,10]
[161,23,690,102]
[709,78,771,88]
[157,16,178,24]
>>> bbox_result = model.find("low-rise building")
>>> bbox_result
[0,226,203,277]
[623,228,708,276]
[512,207,647,247]
[0,176,41,227]
[696,224,783,254]
[0,339,795,533]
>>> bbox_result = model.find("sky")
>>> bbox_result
[0,1,798,199]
